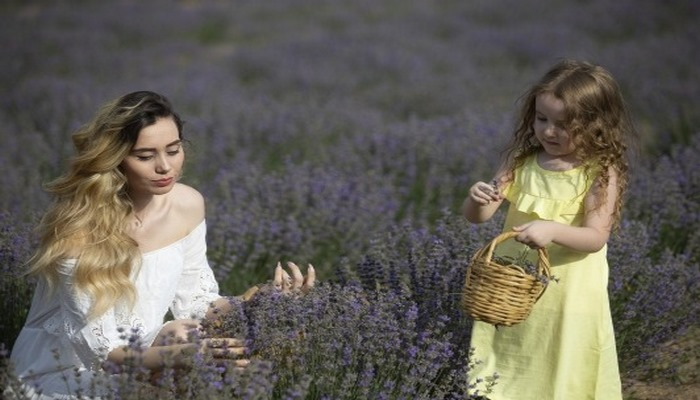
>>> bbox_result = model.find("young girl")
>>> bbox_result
[9,91,314,399]
[462,60,636,399]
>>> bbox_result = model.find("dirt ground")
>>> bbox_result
[624,380,700,400]
[621,326,699,400]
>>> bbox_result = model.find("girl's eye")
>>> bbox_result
[167,149,181,156]
[136,156,153,161]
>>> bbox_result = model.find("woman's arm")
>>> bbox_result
[106,338,246,370]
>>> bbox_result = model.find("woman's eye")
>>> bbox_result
[137,156,153,161]
[167,149,181,156]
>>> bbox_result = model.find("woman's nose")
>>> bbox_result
[155,154,171,173]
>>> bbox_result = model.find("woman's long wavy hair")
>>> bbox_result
[502,59,638,230]
[27,91,184,320]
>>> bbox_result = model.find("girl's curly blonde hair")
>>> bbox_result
[503,59,637,229]
[27,91,183,320]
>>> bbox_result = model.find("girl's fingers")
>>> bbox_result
[471,182,499,204]
[471,192,488,205]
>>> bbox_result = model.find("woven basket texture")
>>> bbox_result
[462,231,552,327]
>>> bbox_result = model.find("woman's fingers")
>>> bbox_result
[214,359,250,372]
[303,264,316,292]
[231,359,250,370]
[271,261,316,294]
[203,338,247,358]
[204,337,245,348]
[273,262,284,290]
[281,269,293,293]
[287,262,304,290]
[241,285,260,301]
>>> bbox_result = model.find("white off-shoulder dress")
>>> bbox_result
[9,220,221,399]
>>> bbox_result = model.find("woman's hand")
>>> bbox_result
[198,338,250,369]
[273,261,315,294]
[199,337,247,360]
[240,261,316,301]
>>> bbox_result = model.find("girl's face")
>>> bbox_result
[533,92,576,160]
[120,116,184,197]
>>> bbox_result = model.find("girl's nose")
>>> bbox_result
[544,124,558,137]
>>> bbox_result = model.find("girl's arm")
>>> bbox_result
[512,168,618,252]
[462,165,509,223]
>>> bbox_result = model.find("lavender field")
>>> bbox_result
[1,0,699,398]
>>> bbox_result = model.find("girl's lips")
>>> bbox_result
[153,177,173,187]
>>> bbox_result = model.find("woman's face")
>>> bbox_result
[533,92,576,160]
[120,116,184,197]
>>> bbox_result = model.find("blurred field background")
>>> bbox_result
[1,0,698,398]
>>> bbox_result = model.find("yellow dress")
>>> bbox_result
[468,154,622,400]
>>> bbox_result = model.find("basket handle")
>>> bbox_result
[479,231,551,278]
[481,231,520,262]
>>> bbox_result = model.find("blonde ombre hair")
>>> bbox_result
[503,59,638,230]
[28,91,184,320]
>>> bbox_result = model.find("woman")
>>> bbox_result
[9,91,315,398]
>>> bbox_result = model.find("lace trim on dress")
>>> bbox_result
[187,268,220,319]
[42,314,110,371]
[114,302,148,345]
[43,308,150,370]
[84,315,112,369]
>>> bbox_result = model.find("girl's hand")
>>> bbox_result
[469,180,501,205]
[512,221,556,249]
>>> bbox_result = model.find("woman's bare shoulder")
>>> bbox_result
[170,183,206,227]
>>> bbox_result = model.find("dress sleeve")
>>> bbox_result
[170,220,221,319]
[43,260,131,370]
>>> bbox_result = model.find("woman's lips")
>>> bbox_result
[153,177,173,187]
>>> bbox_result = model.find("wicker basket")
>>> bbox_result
[462,231,552,327]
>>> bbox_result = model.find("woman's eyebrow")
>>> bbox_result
[130,140,182,153]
